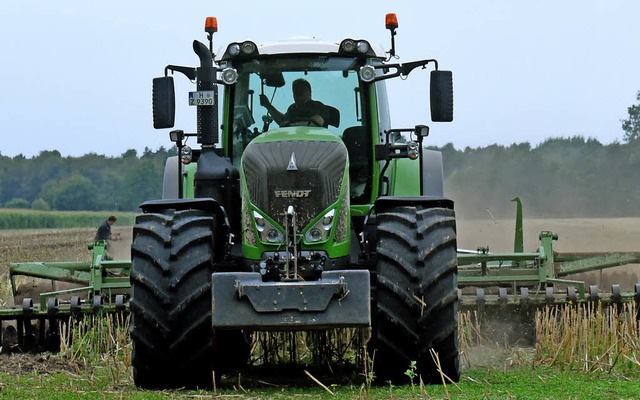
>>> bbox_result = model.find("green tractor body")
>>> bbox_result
[131,16,459,388]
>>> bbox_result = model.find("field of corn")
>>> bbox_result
[0,209,137,230]
[0,217,639,398]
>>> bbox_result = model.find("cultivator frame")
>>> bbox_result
[457,200,640,313]
[458,231,640,309]
[1,241,129,351]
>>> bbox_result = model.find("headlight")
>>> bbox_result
[304,209,335,243]
[356,41,370,54]
[181,146,192,164]
[223,41,259,60]
[339,39,374,57]
[221,68,238,85]
[241,41,257,54]
[253,210,283,243]
[359,65,376,82]
[308,228,322,241]
[407,141,419,160]
[228,43,240,56]
[341,39,356,53]
[266,229,282,243]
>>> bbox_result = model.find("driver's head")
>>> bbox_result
[292,79,312,105]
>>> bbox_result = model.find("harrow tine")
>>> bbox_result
[519,287,529,306]
[566,286,577,303]
[20,298,35,350]
[589,285,599,303]
[545,287,554,306]
[38,315,46,347]
[46,297,60,352]
[476,288,485,314]
[70,296,81,318]
[115,294,126,314]
[611,284,622,312]
[46,297,58,317]
[92,295,103,314]
[499,288,507,307]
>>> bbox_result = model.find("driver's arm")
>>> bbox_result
[260,95,285,125]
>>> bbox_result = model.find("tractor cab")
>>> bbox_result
[220,39,387,204]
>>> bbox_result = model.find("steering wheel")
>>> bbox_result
[282,116,323,127]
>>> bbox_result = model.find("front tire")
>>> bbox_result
[371,206,460,384]
[130,209,217,389]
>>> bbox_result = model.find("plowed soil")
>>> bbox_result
[0,226,131,374]
[456,218,640,291]
[0,226,132,307]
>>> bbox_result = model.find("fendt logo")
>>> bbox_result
[274,190,311,198]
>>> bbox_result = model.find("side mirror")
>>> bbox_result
[152,76,176,129]
[261,71,285,88]
[430,70,453,122]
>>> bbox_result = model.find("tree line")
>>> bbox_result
[438,137,640,219]
[443,92,640,219]
[2,91,638,217]
[0,137,638,218]
[0,147,175,212]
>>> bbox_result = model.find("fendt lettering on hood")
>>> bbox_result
[274,190,311,198]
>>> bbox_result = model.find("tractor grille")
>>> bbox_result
[242,140,347,229]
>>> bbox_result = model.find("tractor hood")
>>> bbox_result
[247,126,342,145]
[241,127,348,230]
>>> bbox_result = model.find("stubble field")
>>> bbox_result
[0,218,639,398]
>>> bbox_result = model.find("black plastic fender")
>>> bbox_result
[139,198,232,251]
[374,196,454,214]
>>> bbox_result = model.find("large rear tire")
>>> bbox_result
[130,209,221,388]
[371,206,460,384]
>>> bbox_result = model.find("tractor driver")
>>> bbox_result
[259,78,329,127]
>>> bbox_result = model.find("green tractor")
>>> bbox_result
[131,14,457,388]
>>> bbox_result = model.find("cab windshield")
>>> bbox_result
[227,56,371,202]
[229,58,364,146]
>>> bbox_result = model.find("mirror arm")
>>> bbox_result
[165,65,197,81]
[165,64,231,85]
[371,59,439,82]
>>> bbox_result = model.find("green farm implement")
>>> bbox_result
[1,241,129,351]
[458,199,640,311]
[1,13,639,389]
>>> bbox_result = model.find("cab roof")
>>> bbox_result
[217,37,388,61]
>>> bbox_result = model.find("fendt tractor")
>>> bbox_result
[132,14,458,388]
[2,10,639,391]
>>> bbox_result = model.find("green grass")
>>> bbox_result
[1,307,638,400]
[1,363,639,399]
[1,305,639,399]
[0,209,137,229]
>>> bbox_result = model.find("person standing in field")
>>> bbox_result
[95,215,119,241]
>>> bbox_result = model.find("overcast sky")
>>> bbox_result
[1,1,638,158]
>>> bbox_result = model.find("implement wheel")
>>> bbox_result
[130,208,236,389]
[371,206,460,384]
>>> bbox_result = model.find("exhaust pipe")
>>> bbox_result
[193,40,218,146]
